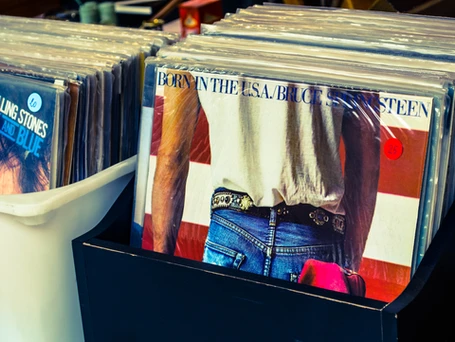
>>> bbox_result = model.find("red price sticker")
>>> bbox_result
[384,138,403,160]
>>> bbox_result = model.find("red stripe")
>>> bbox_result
[359,257,411,303]
[189,108,211,164]
[339,126,427,199]
[149,96,163,158]
[150,96,211,164]
[378,127,428,198]
[175,222,209,261]
[141,213,154,251]
[142,214,209,261]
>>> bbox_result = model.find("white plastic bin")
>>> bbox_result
[0,156,136,342]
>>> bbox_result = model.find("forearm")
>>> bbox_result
[152,154,190,254]
[149,70,198,255]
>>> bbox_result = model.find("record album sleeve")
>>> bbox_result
[0,73,66,194]
[132,62,443,303]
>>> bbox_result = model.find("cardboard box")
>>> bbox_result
[179,0,223,38]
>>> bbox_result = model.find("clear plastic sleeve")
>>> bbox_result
[131,48,450,303]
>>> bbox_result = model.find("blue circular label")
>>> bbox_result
[27,93,42,113]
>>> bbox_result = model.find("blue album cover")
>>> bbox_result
[0,73,63,194]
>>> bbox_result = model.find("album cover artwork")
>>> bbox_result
[0,74,65,194]
[132,64,436,303]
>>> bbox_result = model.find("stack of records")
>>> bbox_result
[0,15,178,195]
[132,4,455,303]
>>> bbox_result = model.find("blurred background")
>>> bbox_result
[0,0,452,28]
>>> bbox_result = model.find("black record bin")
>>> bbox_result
[72,178,455,342]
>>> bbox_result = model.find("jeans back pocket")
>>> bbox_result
[203,240,245,270]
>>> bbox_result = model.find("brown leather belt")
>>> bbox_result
[211,190,345,234]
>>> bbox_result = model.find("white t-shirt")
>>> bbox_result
[197,76,346,215]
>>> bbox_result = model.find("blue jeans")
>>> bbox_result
[202,208,345,283]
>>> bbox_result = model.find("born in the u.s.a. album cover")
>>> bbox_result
[132,64,436,303]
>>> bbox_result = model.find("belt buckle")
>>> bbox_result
[239,195,253,210]
[309,209,329,226]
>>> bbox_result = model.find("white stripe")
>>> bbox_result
[155,86,164,97]
[363,193,419,267]
[182,162,212,225]
[145,156,154,216]
[145,157,212,226]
